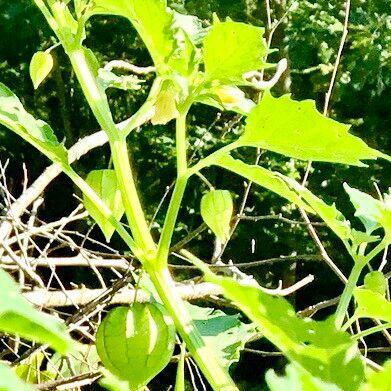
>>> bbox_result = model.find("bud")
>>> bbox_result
[201,190,233,243]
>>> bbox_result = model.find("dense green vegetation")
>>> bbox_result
[0,1,390,390]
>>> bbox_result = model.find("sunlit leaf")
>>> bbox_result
[29,51,53,89]
[214,154,312,212]
[187,303,256,369]
[364,271,387,296]
[266,364,342,391]
[195,263,364,391]
[15,352,45,384]
[91,0,176,72]
[96,303,175,390]
[281,175,352,241]
[344,184,391,236]
[83,169,125,242]
[353,288,391,323]
[200,190,233,243]
[203,17,268,84]
[195,93,255,116]
[239,92,385,166]
[0,363,35,391]
[361,361,391,391]
[0,269,76,355]
[0,83,68,164]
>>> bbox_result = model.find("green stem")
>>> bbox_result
[335,261,364,329]
[335,238,389,329]
[156,112,189,267]
[148,267,239,391]
[110,137,156,252]
[352,322,391,341]
[66,47,154,252]
[186,141,241,179]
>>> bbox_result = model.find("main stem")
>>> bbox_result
[149,267,239,391]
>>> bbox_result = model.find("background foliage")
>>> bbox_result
[0,0,390,389]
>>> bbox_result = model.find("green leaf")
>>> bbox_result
[83,170,125,242]
[200,190,233,243]
[364,271,387,296]
[15,352,45,384]
[214,154,313,212]
[0,269,76,355]
[96,303,176,390]
[29,51,54,89]
[344,184,391,235]
[353,288,391,322]
[266,364,342,391]
[239,92,384,166]
[187,303,256,369]
[203,17,268,84]
[361,361,391,391]
[49,345,99,378]
[281,175,352,241]
[0,83,68,164]
[91,0,176,72]
[195,264,364,391]
[0,363,35,391]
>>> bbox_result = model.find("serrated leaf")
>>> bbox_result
[0,83,68,164]
[353,288,391,322]
[29,51,54,89]
[96,304,175,390]
[361,361,391,391]
[195,264,364,391]
[0,269,76,354]
[83,169,125,242]
[239,92,385,166]
[0,363,35,391]
[214,154,313,212]
[364,271,387,296]
[281,175,352,241]
[266,364,342,391]
[187,303,256,369]
[344,184,391,236]
[200,190,233,243]
[203,18,268,84]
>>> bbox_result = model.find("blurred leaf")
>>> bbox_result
[353,288,391,322]
[203,17,268,84]
[266,364,342,391]
[364,271,387,296]
[187,303,256,369]
[239,92,385,166]
[200,189,233,243]
[83,169,125,242]
[15,352,45,384]
[0,83,68,164]
[29,51,53,89]
[361,361,391,391]
[195,264,364,391]
[0,269,76,355]
[0,363,35,391]
[49,345,99,378]
[344,184,391,236]
[96,303,175,390]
